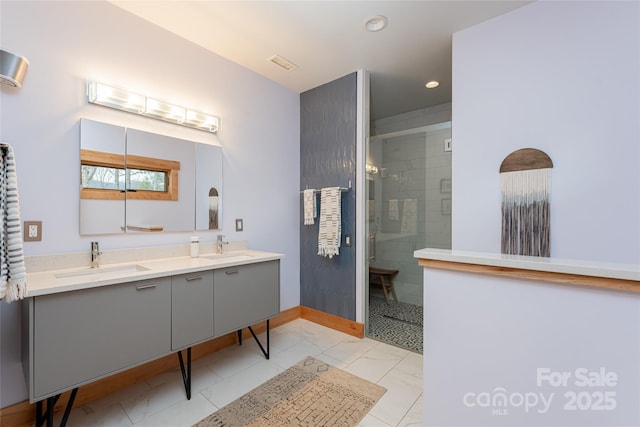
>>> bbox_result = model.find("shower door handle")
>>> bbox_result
[369,234,376,262]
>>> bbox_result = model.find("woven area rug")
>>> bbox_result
[194,357,386,427]
[368,296,423,354]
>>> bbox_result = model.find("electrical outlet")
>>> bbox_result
[24,221,42,242]
[235,218,243,232]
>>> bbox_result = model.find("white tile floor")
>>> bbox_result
[50,319,423,427]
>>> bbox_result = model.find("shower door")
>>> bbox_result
[365,122,451,352]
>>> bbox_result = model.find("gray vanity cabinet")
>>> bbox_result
[28,277,171,400]
[171,270,214,350]
[24,257,281,407]
[213,260,280,336]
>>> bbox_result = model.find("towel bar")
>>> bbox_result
[299,180,352,194]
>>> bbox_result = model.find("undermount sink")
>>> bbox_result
[55,264,151,279]
[202,251,255,262]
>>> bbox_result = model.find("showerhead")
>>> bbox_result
[0,49,29,88]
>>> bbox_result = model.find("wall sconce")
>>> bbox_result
[0,49,29,88]
[87,81,219,133]
[366,163,379,174]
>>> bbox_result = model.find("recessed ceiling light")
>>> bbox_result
[425,81,440,89]
[364,15,388,32]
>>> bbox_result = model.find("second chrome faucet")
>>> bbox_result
[216,235,229,254]
[90,241,102,268]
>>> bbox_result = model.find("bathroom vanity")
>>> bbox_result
[22,249,281,426]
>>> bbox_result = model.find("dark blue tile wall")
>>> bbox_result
[300,73,357,321]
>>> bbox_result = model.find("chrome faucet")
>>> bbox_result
[216,235,228,254]
[90,241,102,268]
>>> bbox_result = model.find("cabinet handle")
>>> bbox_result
[225,269,239,275]
[136,284,157,291]
[185,275,202,282]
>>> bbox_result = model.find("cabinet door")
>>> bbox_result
[32,277,171,400]
[214,260,280,336]
[171,270,214,350]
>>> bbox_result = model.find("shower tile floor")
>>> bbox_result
[368,293,423,354]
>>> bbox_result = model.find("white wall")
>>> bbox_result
[422,2,640,425]
[452,1,640,264]
[0,0,300,407]
[424,268,640,426]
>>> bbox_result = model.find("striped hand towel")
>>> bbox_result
[317,187,341,259]
[0,144,27,302]
[303,189,316,225]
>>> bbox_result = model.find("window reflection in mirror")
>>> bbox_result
[79,119,223,235]
[125,128,194,233]
[79,120,126,234]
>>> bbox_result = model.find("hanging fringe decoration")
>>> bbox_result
[500,148,553,257]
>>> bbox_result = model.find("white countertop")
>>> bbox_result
[27,249,283,297]
[414,248,640,282]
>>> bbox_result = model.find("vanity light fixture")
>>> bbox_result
[145,97,186,124]
[87,81,219,133]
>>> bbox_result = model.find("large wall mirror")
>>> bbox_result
[79,118,223,235]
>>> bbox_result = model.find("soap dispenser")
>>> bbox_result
[190,236,200,258]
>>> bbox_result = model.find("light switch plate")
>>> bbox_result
[235,218,243,232]
[24,221,42,242]
[444,138,452,152]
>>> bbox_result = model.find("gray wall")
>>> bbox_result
[300,73,357,320]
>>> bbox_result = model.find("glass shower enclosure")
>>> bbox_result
[365,122,452,352]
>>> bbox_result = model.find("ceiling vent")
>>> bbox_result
[267,55,298,72]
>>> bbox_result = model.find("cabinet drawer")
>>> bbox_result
[171,270,214,350]
[213,260,280,336]
[32,277,171,399]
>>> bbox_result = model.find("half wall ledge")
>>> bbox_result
[414,248,640,293]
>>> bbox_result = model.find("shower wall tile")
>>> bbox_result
[371,110,452,299]
[300,73,357,321]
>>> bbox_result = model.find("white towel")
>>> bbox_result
[303,189,316,225]
[388,199,399,220]
[317,187,341,259]
[0,144,27,302]
[401,198,417,234]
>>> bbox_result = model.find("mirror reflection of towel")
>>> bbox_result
[401,199,417,234]
[388,199,399,220]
